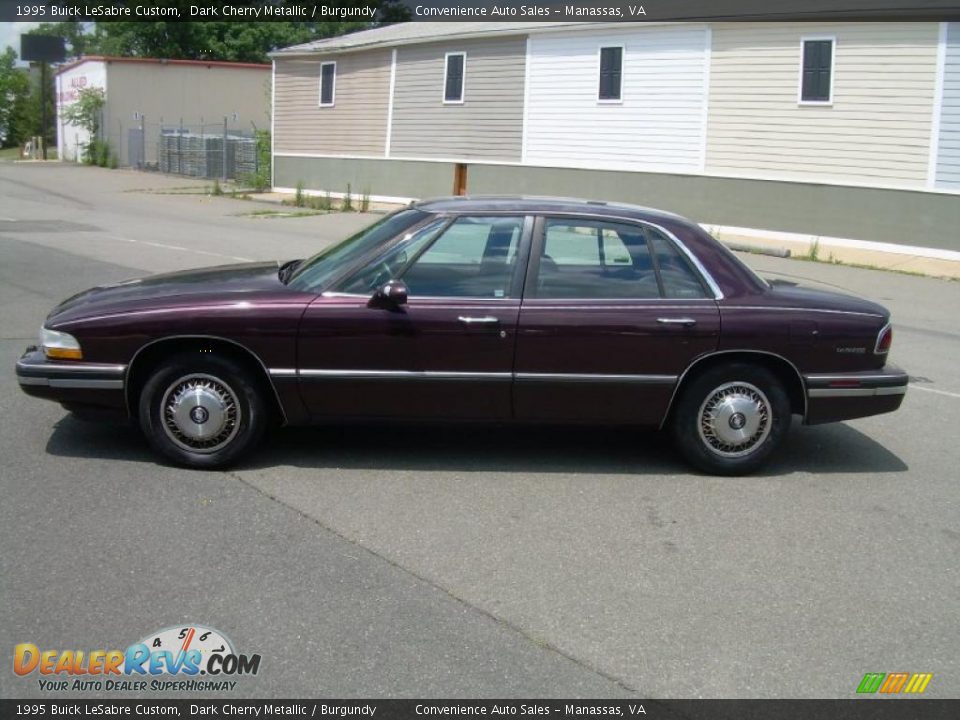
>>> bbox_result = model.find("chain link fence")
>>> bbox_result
[105,119,262,181]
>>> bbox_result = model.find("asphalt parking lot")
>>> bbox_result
[1,162,958,699]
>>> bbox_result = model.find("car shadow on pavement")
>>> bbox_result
[44,414,908,476]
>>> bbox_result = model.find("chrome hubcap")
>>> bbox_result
[697,381,771,458]
[161,374,241,454]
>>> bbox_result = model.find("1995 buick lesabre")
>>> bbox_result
[16,197,907,474]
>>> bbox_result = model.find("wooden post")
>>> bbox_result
[453,163,468,196]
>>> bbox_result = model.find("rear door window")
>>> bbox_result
[534,218,660,299]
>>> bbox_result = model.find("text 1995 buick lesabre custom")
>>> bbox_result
[16,197,907,474]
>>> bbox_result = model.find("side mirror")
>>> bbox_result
[370,279,408,308]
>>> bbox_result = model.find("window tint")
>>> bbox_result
[801,39,832,102]
[288,208,428,290]
[339,219,447,294]
[320,62,336,106]
[536,219,659,299]
[648,231,708,299]
[444,53,465,103]
[599,47,623,101]
[400,216,523,298]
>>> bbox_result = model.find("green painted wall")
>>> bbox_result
[275,155,960,252]
[275,155,455,199]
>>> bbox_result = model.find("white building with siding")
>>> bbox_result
[55,56,271,167]
[935,22,960,188]
[271,21,960,252]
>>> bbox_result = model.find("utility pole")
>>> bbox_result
[222,115,228,181]
[40,62,48,160]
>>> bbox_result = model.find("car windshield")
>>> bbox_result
[286,208,429,289]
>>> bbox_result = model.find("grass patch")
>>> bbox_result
[123,186,212,194]
[2,147,60,161]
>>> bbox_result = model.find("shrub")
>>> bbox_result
[294,180,305,208]
[99,142,109,167]
[360,188,371,212]
[82,139,111,167]
[211,179,223,196]
[343,183,354,212]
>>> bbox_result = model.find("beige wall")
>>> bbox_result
[706,22,940,188]
[104,62,271,165]
[273,52,391,157]
[390,37,526,161]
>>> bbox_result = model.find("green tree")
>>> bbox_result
[62,86,107,163]
[63,86,106,136]
[92,17,372,63]
[29,4,411,64]
[0,47,33,147]
[83,1,409,62]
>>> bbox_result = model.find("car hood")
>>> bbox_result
[47,261,286,324]
[765,281,888,319]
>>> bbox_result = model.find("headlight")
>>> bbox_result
[40,327,83,360]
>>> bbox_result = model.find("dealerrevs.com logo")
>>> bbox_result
[14,625,261,692]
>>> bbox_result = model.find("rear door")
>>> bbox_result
[513,215,720,425]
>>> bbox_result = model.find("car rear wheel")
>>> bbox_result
[672,363,791,476]
[138,353,266,469]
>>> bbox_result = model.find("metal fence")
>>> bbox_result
[106,119,261,181]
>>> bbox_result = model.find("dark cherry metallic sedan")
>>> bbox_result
[16,197,907,474]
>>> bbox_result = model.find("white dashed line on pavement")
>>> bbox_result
[102,233,253,262]
[909,384,960,399]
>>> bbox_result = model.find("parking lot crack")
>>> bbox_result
[225,469,638,693]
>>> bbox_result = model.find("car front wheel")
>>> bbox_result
[672,363,791,476]
[138,353,267,469]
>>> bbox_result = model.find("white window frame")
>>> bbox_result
[597,45,625,105]
[443,52,466,105]
[319,61,336,108]
[798,36,836,106]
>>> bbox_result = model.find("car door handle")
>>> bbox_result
[458,316,500,325]
[657,317,698,328]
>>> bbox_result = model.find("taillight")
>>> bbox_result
[875,324,893,354]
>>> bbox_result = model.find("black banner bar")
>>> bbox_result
[2,0,960,23]
[2,700,960,720]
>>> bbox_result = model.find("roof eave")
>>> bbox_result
[269,22,669,59]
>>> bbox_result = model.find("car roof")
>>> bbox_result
[412,196,689,225]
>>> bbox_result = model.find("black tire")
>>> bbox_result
[671,363,792,476]
[138,352,267,469]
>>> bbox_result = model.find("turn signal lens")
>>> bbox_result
[40,327,83,361]
[875,324,893,354]
[45,347,84,360]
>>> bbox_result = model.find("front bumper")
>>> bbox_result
[16,346,127,411]
[803,365,909,425]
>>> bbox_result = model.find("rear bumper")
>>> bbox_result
[16,347,127,412]
[803,365,908,425]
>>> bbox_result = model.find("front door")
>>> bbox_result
[513,216,721,425]
[297,214,531,420]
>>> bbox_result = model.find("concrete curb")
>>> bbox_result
[703,224,960,280]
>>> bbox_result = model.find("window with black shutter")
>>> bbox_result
[801,39,833,103]
[599,46,623,101]
[319,62,336,106]
[444,53,465,103]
